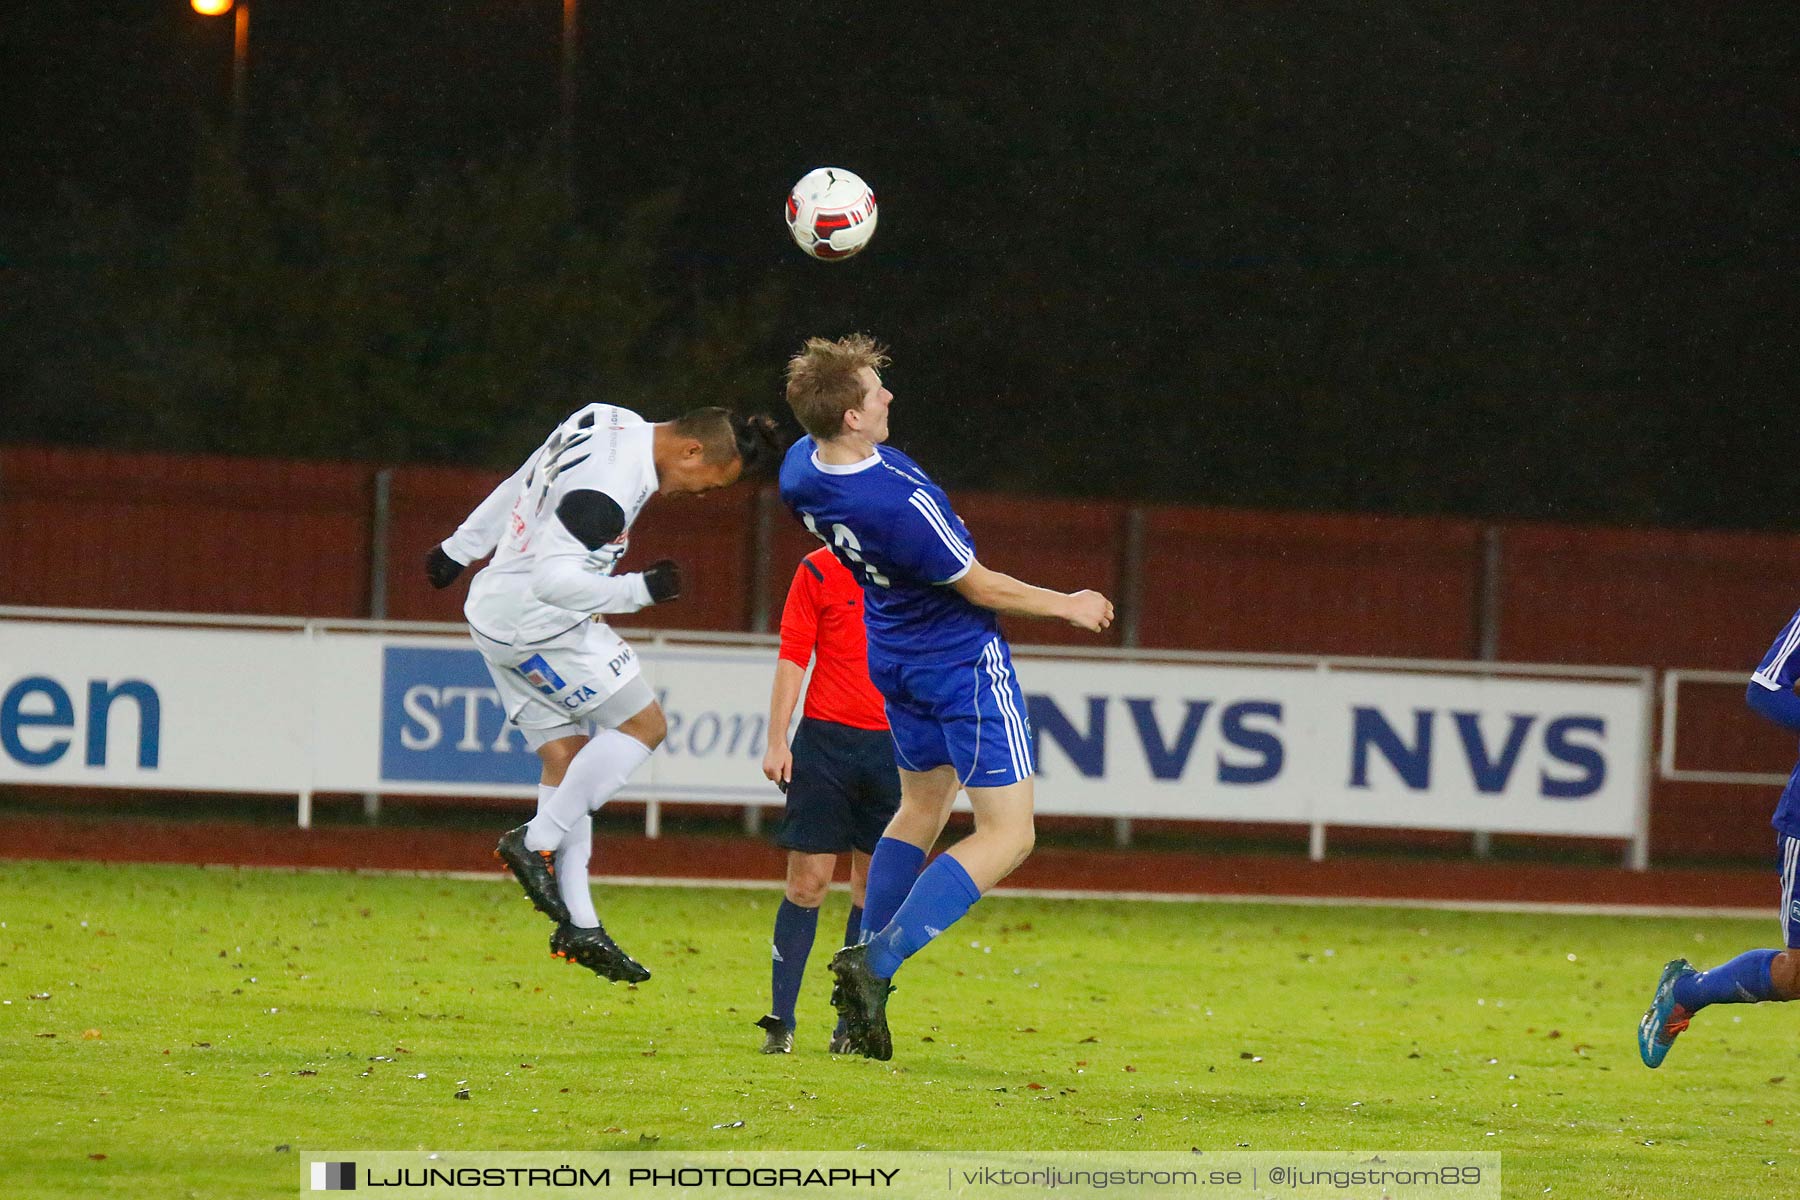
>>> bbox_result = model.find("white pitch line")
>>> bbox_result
[190,862,1773,921]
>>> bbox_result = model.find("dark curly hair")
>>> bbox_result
[671,407,787,479]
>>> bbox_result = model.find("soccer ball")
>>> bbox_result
[785,168,878,261]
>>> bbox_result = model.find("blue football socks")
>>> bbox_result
[1673,949,1781,1013]
[770,899,819,1027]
[866,853,983,980]
[860,837,927,941]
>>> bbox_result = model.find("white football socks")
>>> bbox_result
[526,783,559,850]
[555,815,599,929]
[524,729,653,850]
[524,730,655,929]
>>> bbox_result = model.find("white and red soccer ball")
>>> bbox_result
[785,167,878,261]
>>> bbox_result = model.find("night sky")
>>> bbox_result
[4,2,1796,526]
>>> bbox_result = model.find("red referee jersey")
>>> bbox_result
[778,547,889,731]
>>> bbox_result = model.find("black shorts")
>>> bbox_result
[776,717,902,855]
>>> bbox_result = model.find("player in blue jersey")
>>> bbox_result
[779,333,1114,1060]
[1638,605,1800,1067]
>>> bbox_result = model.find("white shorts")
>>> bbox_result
[472,621,652,747]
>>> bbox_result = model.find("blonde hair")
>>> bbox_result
[783,333,890,440]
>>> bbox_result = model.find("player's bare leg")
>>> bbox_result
[881,764,960,851]
[785,852,837,909]
[537,734,587,787]
[946,779,1035,890]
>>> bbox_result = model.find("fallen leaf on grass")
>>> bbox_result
[88,1154,106,1161]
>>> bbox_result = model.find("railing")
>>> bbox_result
[1659,668,1790,787]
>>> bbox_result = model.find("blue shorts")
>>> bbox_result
[868,637,1035,788]
[778,718,901,854]
[1781,834,1800,948]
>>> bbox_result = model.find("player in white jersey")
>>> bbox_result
[426,403,781,981]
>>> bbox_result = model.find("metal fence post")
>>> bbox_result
[1470,524,1504,860]
[1118,506,1147,651]
[749,487,779,634]
[1630,670,1655,870]
[361,468,394,825]
[1476,524,1503,663]
[1111,507,1148,848]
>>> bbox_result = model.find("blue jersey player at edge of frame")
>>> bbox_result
[1638,604,1800,1067]
[778,333,1115,1061]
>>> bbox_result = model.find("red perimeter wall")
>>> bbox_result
[4,444,1796,862]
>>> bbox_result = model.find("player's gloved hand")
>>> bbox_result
[642,559,681,604]
[424,545,466,590]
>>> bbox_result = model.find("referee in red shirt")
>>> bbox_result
[756,547,901,1054]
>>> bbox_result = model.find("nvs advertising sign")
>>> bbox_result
[0,619,1648,841]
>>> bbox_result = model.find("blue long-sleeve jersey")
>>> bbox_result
[1749,606,1800,836]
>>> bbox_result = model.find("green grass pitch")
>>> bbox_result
[2,859,1794,1198]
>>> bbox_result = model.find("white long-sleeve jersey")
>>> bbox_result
[442,405,661,646]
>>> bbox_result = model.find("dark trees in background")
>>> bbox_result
[9,97,783,470]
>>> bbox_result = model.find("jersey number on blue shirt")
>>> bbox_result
[802,513,892,588]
